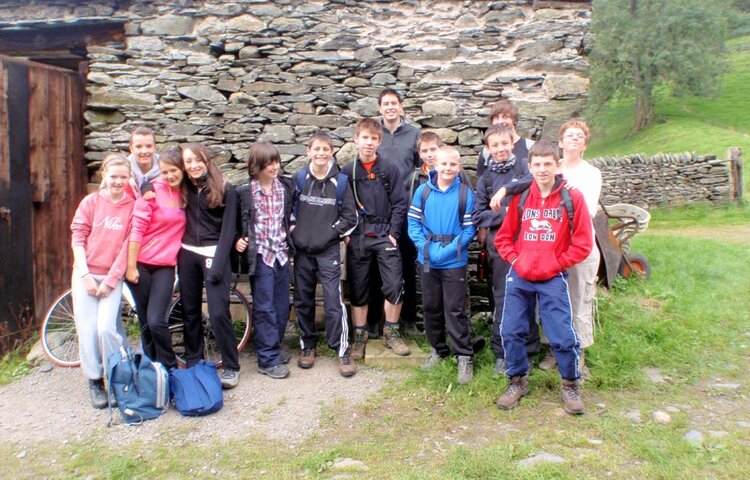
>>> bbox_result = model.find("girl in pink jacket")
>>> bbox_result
[71,154,135,409]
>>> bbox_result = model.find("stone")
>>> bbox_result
[644,367,668,384]
[349,97,380,117]
[141,15,195,36]
[422,100,458,116]
[354,46,381,62]
[88,89,157,108]
[128,36,165,51]
[287,114,349,129]
[484,8,526,25]
[652,411,672,424]
[392,47,458,62]
[456,14,480,29]
[518,452,565,467]
[239,46,261,59]
[543,75,589,99]
[458,129,482,146]
[330,458,370,472]
[229,93,260,105]
[683,430,703,446]
[709,383,741,390]
[260,125,295,143]
[424,128,458,144]
[227,14,265,32]
[624,409,642,424]
[87,73,114,85]
[370,73,398,85]
[336,142,358,164]
[177,86,227,103]
[84,110,126,125]
[290,62,339,75]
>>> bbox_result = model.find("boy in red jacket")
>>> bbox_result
[494,141,593,414]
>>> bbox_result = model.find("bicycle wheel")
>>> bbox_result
[40,289,80,367]
[167,286,253,368]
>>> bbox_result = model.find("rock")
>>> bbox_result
[336,143,358,164]
[708,430,728,438]
[349,97,380,117]
[16,451,26,459]
[141,15,195,36]
[88,89,157,108]
[624,409,642,424]
[227,14,265,32]
[238,46,261,59]
[330,458,370,472]
[229,93,259,105]
[87,73,114,85]
[354,47,381,62]
[644,368,668,384]
[587,438,603,445]
[543,75,589,99]
[84,110,126,125]
[456,14,480,29]
[710,383,741,390]
[422,100,458,116]
[177,86,227,103]
[286,114,350,129]
[518,452,565,467]
[424,128,458,144]
[458,129,482,146]
[370,73,397,86]
[652,411,672,424]
[683,430,703,446]
[260,125,295,143]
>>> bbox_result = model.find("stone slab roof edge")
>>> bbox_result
[0,17,128,31]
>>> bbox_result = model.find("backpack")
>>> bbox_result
[417,181,470,271]
[517,185,574,234]
[169,361,224,417]
[294,169,349,217]
[107,347,169,425]
[350,161,392,215]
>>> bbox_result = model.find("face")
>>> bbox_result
[529,155,559,190]
[418,141,440,170]
[307,140,333,167]
[379,94,404,124]
[159,161,184,189]
[435,151,460,184]
[182,148,208,179]
[486,132,513,163]
[559,127,587,154]
[129,134,156,166]
[354,129,382,162]
[491,114,517,135]
[103,164,130,196]
[259,160,281,182]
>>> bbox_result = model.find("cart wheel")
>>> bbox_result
[619,252,651,280]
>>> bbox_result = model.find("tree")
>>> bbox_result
[589,0,730,133]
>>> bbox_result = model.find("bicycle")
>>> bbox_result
[40,276,253,369]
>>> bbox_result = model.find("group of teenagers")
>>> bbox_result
[71,89,601,415]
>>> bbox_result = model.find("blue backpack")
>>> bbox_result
[107,347,169,425]
[169,361,224,417]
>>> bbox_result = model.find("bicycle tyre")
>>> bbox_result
[40,289,81,367]
[167,286,253,368]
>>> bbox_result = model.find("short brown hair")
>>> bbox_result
[417,131,443,150]
[307,132,334,150]
[130,126,156,143]
[528,140,560,162]
[483,125,513,145]
[247,142,281,179]
[488,99,519,126]
[559,119,590,146]
[181,142,225,208]
[378,88,403,105]
[354,118,382,139]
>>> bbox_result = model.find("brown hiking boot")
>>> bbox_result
[298,347,316,369]
[351,329,368,361]
[383,323,411,356]
[496,375,530,410]
[338,349,357,377]
[539,349,557,370]
[561,379,585,415]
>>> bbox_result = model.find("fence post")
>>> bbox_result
[728,147,743,204]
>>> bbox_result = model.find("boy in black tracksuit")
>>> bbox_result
[291,133,359,377]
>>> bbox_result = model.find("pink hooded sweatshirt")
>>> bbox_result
[129,179,186,266]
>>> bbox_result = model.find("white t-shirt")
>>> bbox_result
[561,160,602,218]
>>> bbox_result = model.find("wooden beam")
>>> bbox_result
[0,22,125,53]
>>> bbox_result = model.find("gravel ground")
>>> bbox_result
[0,352,396,450]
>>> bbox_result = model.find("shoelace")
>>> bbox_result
[341,355,352,365]
[563,385,580,400]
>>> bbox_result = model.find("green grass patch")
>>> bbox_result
[0,350,33,386]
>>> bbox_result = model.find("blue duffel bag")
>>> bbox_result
[107,347,170,425]
[170,360,223,416]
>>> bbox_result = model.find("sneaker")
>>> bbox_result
[471,335,486,353]
[457,355,473,385]
[351,329,368,361]
[298,347,316,369]
[421,347,445,370]
[383,323,411,356]
[561,379,585,415]
[338,349,357,377]
[496,375,530,410]
[257,364,290,379]
[88,379,108,409]
[280,351,291,364]
[493,357,506,376]
[538,349,557,371]
[221,368,241,388]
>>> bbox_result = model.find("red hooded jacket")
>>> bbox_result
[495,177,593,282]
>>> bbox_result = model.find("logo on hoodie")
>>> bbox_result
[94,216,124,231]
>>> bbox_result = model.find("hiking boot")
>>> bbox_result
[496,375,530,410]
[561,379,585,415]
[281,350,291,364]
[297,347,316,369]
[257,364,290,380]
[221,368,241,388]
[421,347,445,370]
[338,349,357,378]
[493,358,506,376]
[471,335,486,353]
[457,355,473,385]
[88,378,107,409]
[351,329,368,361]
[538,349,557,371]
[383,323,411,356]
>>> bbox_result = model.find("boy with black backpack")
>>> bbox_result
[291,133,359,377]
[494,141,592,414]
[408,146,476,384]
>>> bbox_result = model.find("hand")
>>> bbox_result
[477,228,488,247]
[289,225,295,233]
[142,191,156,201]
[95,283,113,298]
[489,187,507,212]
[388,234,397,247]
[343,236,350,246]
[83,275,98,296]
[125,265,139,284]
[235,237,248,253]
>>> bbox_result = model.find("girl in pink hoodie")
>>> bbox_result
[70,154,135,409]
[125,149,187,370]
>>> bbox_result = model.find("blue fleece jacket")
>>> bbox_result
[407,171,476,269]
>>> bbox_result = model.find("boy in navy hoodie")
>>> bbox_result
[291,133,359,377]
[494,141,592,414]
[408,146,476,384]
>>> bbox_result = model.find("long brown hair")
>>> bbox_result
[180,142,225,208]
[159,149,188,208]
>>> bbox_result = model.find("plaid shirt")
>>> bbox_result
[251,178,289,267]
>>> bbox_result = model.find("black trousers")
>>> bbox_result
[399,221,419,326]
[177,248,239,370]
[421,266,472,357]
[126,263,177,369]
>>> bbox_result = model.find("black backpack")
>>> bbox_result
[516,186,574,234]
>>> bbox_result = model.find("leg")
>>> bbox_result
[146,266,178,369]
[126,263,156,359]
[272,260,291,352]
[178,249,206,367]
[421,267,449,357]
[567,248,600,350]
[500,268,535,377]
[72,270,105,380]
[376,237,409,355]
[95,279,126,376]
[317,246,348,356]
[346,239,372,328]
[537,273,581,381]
[489,242,511,360]
[293,253,319,351]
[399,220,419,330]
[203,257,240,371]
[442,267,472,358]
[251,255,282,368]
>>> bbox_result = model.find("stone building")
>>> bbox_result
[0,0,592,183]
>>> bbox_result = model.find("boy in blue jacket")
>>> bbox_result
[408,146,477,384]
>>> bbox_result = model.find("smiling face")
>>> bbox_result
[103,164,130,198]
[486,131,514,163]
[418,140,440,171]
[182,148,208,180]
[129,133,156,169]
[559,127,588,156]
[258,159,280,183]
[307,139,334,168]
[379,93,404,125]
[435,149,461,186]
[354,128,382,163]
[529,154,559,191]
[159,161,184,189]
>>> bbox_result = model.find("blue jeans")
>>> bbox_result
[251,255,290,368]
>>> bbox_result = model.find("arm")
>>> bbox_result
[71,195,98,295]
[387,169,407,242]
[334,182,358,237]
[102,224,132,291]
[459,191,477,249]
[557,192,594,269]
[489,174,533,211]
[471,175,505,229]
[494,195,522,264]
[208,186,238,283]
[406,185,427,253]
[126,196,155,283]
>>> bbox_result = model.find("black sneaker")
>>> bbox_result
[220,368,240,389]
[88,378,108,409]
[257,364,290,379]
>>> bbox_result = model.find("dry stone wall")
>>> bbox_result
[0,0,592,184]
